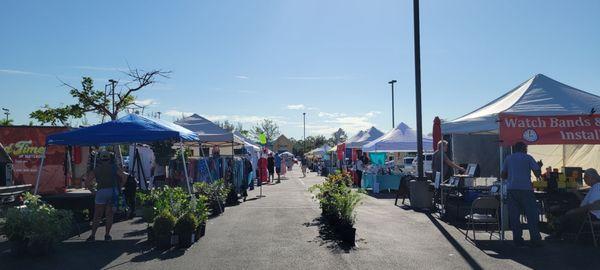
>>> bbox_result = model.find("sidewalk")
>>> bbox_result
[1,168,599,269]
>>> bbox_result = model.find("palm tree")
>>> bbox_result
[0,119,14,126]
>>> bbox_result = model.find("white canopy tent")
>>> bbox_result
[362,122,433,153]
[345,126,384,149]
[306,145,332,157]
[442,73,600,174]
[175,114,244,146]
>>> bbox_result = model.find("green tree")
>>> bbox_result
[30,69,169,126]
[0,118,14,126]
[250,119,280,144]
[329,128,347,145]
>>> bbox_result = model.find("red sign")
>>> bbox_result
[499,114,600,146]
[337,143,346,161]
[0,126,69,194]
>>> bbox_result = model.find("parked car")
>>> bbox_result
[402,157,415,172]
[411,153,433,173]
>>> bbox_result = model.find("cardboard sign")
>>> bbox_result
[0,126,68,194]
[499,113,600,146]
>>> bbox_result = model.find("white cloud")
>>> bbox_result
[365,111,382,117]
[304,111,380,135]
[134,98,158,107]
[0,69,51,77]
[317,112,346,118]
[165,110,194,117]
[205,114,288,125]
[286,104,306,110]
[71,66,127,72]
[235,75,249,79]
[282,75,350,80]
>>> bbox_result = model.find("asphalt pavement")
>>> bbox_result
[2,167,599,270]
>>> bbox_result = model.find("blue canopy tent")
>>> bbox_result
[35,114,200,194]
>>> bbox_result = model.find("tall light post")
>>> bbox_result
[388,80,397,128]
[413,0,424,180]
[303,112,306,153]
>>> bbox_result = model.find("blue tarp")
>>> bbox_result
[46,114,199,146]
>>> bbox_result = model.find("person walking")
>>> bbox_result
[275,154,282,183]
[267,153,275,183]
[86,150,128,242]
[501,142,543,247]
[301,155,308,178]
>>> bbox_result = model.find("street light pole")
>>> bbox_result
[388,80,397,128]
[303,112,306,153]
[413,0,424,181]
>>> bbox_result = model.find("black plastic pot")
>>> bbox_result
[156,233,172,250]
[199,222,206,237]
[27,237,53,256]
[340,227,356,246]
[147,226,155,243]
[178,232,193,248]
[9,239,28,256]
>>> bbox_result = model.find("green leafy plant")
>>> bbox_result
[1,193,73,249]
[174,212,198,236]
[308,172,362,227]
[153,211,176,237]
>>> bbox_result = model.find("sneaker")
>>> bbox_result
[85,235,95,242]
[104,235,112,241]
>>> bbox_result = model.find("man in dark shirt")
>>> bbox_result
[501,142,542,247]
[432,140,465,180]
[267,153,275,183]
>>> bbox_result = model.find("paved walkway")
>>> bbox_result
[2,167,599,269]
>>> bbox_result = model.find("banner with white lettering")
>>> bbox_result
[499,113,600,146]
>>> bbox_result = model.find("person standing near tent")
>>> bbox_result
[432,140,465,180]
[267,153,275,183]
[301,155,308,178]
[275,154,282,183]
[501,142,543,247]
[86,150,128,242]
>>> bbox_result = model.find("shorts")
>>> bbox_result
[95,188,115,205]
[276,168,281,174]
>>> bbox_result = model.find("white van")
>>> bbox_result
[411,153,433,173]
[402,157,415,172]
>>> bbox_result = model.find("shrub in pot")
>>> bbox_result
[1,193,73,256]
[153,211,176,250]
[174,212,198,248]
[332,190,362,246]
[191,195,209,240]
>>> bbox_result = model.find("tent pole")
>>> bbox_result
[562,145,566,168]
[34,146,48,195]
[499,145,505,241]
[180,139,192,195]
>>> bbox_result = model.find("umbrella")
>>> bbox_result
[433,116,442,151]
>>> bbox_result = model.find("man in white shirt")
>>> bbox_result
[547,168,600,240]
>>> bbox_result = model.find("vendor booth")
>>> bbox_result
[37,114,199,195]
[361,123,433,193]
[439,74,600,239]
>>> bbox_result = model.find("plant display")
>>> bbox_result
[153,211,176,237]
[1,193,73,255]
[174,212,199,248]
[193,179,230,214]
[309,172,363,245]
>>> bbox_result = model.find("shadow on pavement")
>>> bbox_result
[425,213,484,270]
[303,217,363,253]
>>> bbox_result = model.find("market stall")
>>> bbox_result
[361,123,433,193]
[439,74,600,239]
[37,114,199,195]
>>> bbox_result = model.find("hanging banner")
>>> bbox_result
[337,143,346,161]
[499,113,600,146]
[0,126,68,194]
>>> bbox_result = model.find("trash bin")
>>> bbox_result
[409,180,432,209]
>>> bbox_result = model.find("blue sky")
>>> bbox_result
[2,0,600,139]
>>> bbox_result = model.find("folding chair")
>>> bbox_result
[576,209,600,247]
[465,196,500,241]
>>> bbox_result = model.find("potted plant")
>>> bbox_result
[192,195,209,240]
[194,180,229,215]
[174,212,198,248]
[332,191,362,246]
[1,193,73,256]
[153,211,176,250]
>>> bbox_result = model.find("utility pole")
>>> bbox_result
[108,79,117,116]
[388,80,397,128]
[413,0,424,181]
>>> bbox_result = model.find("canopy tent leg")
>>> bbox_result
[179,139,192,195]
[34,146,48,195]
[499,145,505,241]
